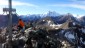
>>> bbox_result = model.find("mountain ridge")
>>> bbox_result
[0,12,85,27]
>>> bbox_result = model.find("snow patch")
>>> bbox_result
[65,32,75,39]
[68,34,75,39]
[81,28,85,33]
[83,41,85,45]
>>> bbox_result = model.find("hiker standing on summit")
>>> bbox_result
[18,19,25,34]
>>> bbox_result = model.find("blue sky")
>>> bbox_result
[0,0,85,17]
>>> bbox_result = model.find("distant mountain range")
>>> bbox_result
[19,14,85,26]
[0,11,85,27]
[0,14,18,27]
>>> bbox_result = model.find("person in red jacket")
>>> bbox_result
[18,19,25,34]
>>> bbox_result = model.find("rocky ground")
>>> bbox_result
[0,23,85,48]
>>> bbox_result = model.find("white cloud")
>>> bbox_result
[0,0,38,7]
[12,1,38,7]
[50,4,85,10]
[0,0,38,14]
[0,7,3,14]
[0,0,8,5]
[70,0,85,1]
[69,0,85,5]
